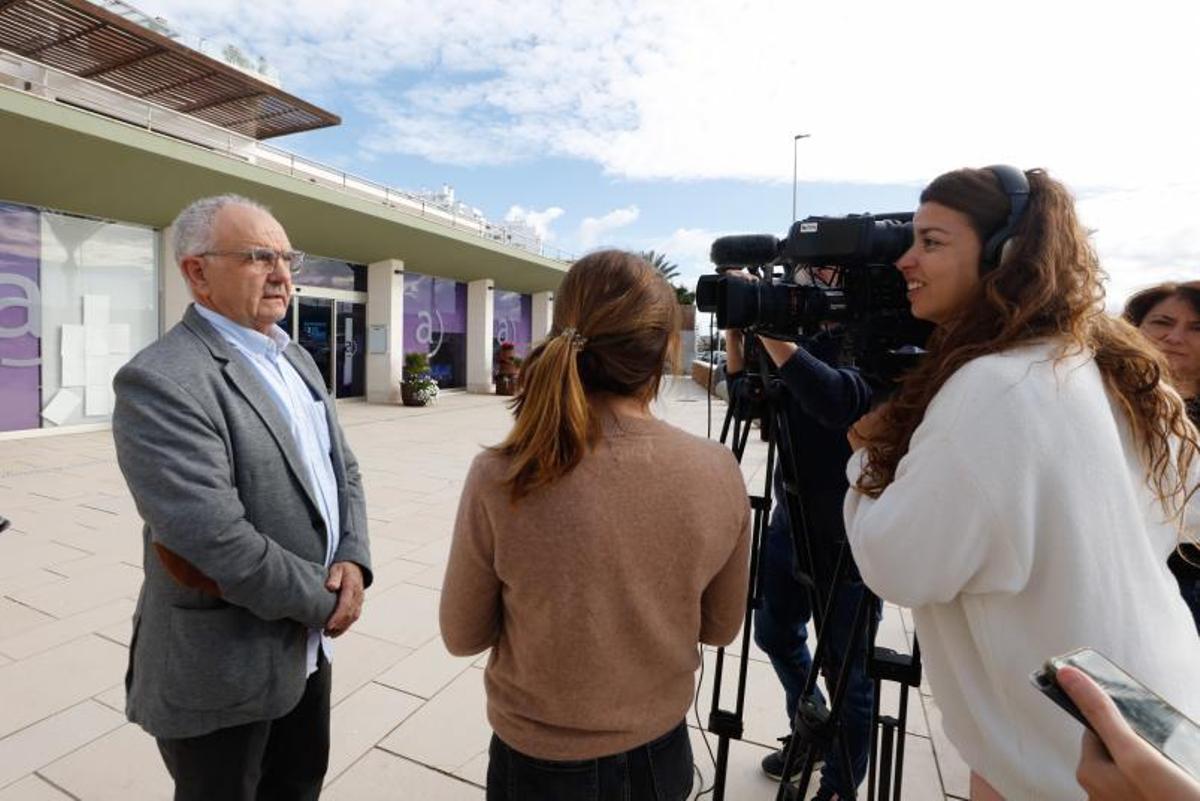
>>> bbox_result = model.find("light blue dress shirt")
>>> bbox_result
[194,304,340,677]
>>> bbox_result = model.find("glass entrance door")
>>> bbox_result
[334,301,366,398]
[296,296,333,391]
[285,292,367,398]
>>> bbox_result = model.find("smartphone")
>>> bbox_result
[1031,647,1200,780]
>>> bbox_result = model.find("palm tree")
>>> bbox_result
[640,250,680,282]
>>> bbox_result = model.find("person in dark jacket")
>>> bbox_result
[723,269,876,801]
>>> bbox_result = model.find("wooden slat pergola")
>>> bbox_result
[0,0,340,138]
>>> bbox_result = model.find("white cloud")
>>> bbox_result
[504,205,565,241]
[135,0,1200,186]
[135,0,1200,297]
[644,228,720,286]
[578,205,640,249]
[1077,186,1200,309]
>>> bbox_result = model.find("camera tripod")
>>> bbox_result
[704,347,922,801]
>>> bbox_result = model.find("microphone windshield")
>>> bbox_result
[709,234,780,268]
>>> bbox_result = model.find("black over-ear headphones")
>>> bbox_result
[981,164,1030,269]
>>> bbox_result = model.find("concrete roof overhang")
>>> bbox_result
[0,87,569,293]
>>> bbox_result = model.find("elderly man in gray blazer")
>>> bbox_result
[112,194,371,801]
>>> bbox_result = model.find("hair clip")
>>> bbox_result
[560,327,588,350]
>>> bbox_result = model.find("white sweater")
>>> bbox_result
[845,340,1200,801]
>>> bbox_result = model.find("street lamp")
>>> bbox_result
[792,133,811,223]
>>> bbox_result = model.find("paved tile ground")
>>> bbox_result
[0,378,968,800]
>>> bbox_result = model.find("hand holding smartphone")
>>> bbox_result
[1031,647,1200,781]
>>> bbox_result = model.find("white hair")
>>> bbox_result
[171,194,271,262]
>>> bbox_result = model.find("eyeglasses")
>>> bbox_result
[200,248,306,274]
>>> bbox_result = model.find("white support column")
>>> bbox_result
[467,278,494,394]
[677,303,696,374]
[531,290,554,345]
[159,223,190,332]
[366,259,405,404]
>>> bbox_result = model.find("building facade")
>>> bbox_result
[0,0,564,438]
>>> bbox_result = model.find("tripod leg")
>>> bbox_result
[892,685,910,801]
[720,397,736,445]
[819,582,874,801]
[868,679,881,801]
[713,735,731,801]
[773,733,817,801]
[706,439,774,801]
[877,719,895,801]
[736,413,753,460]
[773,717,824,801]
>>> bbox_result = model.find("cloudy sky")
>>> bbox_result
[135,0,1200,305]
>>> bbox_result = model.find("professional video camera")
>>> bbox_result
[695,213,933,385]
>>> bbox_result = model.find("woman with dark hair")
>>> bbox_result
[1124,281,1200,632]
[842,167,1200,800]
[439,250,750,801]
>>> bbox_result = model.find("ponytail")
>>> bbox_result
[497,330,599,501]
[492,249,678,501]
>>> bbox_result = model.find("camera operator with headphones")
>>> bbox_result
[844,167,1200,799]
[724,267,876,801]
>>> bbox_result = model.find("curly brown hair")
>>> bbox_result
[857,168,1198,522]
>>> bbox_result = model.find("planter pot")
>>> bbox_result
[401,383,433,407]
[495,373,518,396]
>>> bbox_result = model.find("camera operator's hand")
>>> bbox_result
[723,268,757,283]
[1057,665,1200,801]
[848,402,890,452]
[756,336,799,369]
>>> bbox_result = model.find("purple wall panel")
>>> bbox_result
[0,203,41,432]
[403,272,468,387]
[494,290,532,357]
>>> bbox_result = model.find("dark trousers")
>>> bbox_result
[1170,554,1200,636]
[1175,569,1200,635]
[486,721,693,801]
[156,651,331,801]
[753,504,877,797]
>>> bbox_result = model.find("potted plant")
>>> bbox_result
[495,342,521,396]
[401,351,439,407]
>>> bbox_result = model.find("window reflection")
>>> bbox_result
[0,201,157,432]
[493,289,532,357]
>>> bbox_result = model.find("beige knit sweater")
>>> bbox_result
[439,414,751,760]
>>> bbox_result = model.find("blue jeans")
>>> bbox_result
[754,503,877,797]
[486,721,693,801]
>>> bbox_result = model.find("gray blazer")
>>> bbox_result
[112,305,371,739]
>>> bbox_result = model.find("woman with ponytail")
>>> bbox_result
[440,250,750,801]
[843,168,1200,800]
